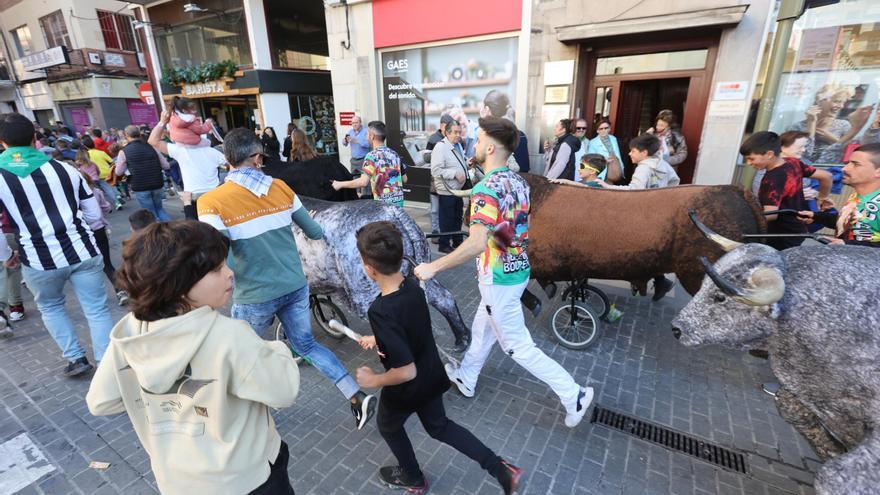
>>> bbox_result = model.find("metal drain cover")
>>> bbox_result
[591,405,748,474]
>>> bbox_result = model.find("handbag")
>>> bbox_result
[601,138,623,183]
[450,145,473,190]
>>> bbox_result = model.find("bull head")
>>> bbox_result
[688,210,743,252]
[699,256,785,306]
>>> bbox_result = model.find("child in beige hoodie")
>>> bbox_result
[86,220,300,495]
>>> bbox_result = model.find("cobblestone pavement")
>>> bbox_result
[0,200,822,495]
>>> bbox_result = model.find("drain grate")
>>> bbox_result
[590,405,748,474]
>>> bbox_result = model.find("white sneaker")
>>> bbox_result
[8,307,24,322]
[445,363,474,398]
[564,386,594,428]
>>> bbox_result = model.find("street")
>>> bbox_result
[0,198,820,495]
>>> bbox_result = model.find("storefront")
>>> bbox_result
[51,77,154,132]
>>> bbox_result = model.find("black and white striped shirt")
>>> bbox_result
[0,159,101,270]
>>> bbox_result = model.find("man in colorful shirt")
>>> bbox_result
[799,142,880,246]
[198,128,376,430]
[415,117,593,429]
[332,121,406,207]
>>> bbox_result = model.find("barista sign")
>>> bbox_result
[182,80,229,97]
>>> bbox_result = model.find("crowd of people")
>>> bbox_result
[0,89,877,495]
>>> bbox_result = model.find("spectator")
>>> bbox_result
[197,128,376,430]
[343,116,370,175]
[751,131,811,196]
[281,122,297,161]
[0,113,114,376]
[168,96,214,147]
[148,110,227,209]
[740,131,833,250]
[799,142,880,246]
[74,148,100,181]
[479,90,529,173]
[115,126,171,222]
[91,128,111,154]
[54,139,76,161]
[647,110,688,170]
[78,171,128,306]
[572,118,590,178]
[128,209,157,232]
[425,114,456,241]
[261,127,281,160]
[430,121,469,253]
[332,121,406,207]
[0,211,24,323]
[587,119,624,182]
[354,222,522,493]
[83,135,122,210]
[286,129,316,163]
[543,119,580,180]
[550,154,608,188]
[36,137,55,156]
[86,220,300,494]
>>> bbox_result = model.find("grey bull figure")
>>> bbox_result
[293,197,471,351]
[671,213,880,495]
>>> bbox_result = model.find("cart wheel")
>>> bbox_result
[312,297,348,339]
[580,285,610,320]
[274,320,304,365]
[551,303,600,350]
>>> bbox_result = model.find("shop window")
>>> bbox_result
[264,0,330,70]
[289,95,337,154]
[766,0,880,165]
[10,25,32,57]
[39,11,71,50]
[97,10,138,52]
[595,49,708,76]
[153,9,251,68]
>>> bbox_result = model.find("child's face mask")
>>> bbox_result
[175,110,196,123]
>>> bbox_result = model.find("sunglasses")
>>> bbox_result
[576,127,588,131]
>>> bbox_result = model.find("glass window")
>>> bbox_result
[767,0,880,165]
[10,25,32,57]
[153,10,251,67]
[97,11,138,52]
[595,49,708,76]
[39,11,71,49]
[265,0,329,70]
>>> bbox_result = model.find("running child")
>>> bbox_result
[355,221,522,494]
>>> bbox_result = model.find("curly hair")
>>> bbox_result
[116,220,230,321]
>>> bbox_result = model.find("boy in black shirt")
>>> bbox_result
[355,221,522,494]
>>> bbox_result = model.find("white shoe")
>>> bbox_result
[445,363,474,398]
[564,386,594,428]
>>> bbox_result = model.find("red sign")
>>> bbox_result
[340,112,356,126]
[138,82,154,105]
[372,0,521,49]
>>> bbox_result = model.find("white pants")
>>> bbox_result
[458,281,581,413]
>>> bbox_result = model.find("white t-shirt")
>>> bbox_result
[167,143,226,194]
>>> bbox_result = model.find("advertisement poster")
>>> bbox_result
[69,108,91,134]
[794,27,841,73]
[126,100,158,127]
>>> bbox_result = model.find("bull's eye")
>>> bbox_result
[713,293,727,303]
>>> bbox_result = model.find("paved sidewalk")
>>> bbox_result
[0,200,820,495]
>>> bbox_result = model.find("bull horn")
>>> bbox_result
[689,210,743,252]
[449,188,472,197]
[699,257,785,306]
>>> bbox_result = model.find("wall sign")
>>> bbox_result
[104,53,126,67]
[339,111,356,126]
[544,86,569,104]
[21,46,69,71]
[88,52,102,64]
[713,81,749,101]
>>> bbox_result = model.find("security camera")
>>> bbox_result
[183,3,207,13]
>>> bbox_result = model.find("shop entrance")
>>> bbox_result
[199,96,258,134]
[581,36,718,183]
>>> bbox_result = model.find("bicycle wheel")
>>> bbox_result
[551,303,600,350]
[580,285,610,320]
[312,297,348,339]
[274,320,304,364]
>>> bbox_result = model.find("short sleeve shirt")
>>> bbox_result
[87,149,114,180]
[469,167,531,285]
[367,277,449,408]
[167,143,226,194]
[847,188,880,244]
[362,146,404,207]
[759,157,816,235]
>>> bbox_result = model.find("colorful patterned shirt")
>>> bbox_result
[362,146,404,207]
[469,167,530,285]
[844,188,880,244]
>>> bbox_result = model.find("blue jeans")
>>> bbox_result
[21,256,114,362]
[96,179,118,205]
[133,188,171,222]
[231,285,359,399]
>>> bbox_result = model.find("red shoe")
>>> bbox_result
[497,459,523,495]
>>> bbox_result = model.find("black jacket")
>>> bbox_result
[122,140,165,192]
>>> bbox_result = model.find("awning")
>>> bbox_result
[556,5,749,42]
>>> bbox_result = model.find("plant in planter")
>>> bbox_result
[160,60,239,85]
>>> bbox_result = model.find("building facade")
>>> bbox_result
[0,0,153,131]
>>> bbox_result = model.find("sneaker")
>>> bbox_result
[605,304,623,323]
[445,363,474,398]
[378,465,428,494]
[0,312,12,339]
[116,290,130,306]
[8,305,24,322]
[351,391,376,430]
[65,357,93,377]
[496,459,523,495]
[114,202,123,211]
[564,386,594,428]
[652,277,675,302]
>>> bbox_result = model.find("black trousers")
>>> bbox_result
[92,228,115,287]
[438,195,464,249]
[249,441,295,494]
[377,393,501,480]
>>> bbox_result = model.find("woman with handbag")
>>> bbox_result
[430,121,470,253]
[587,119,624,183]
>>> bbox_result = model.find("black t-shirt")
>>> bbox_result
[367,277,449,408]
[759,157,816,235]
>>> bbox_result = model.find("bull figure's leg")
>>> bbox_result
[424,278,471,352]
[814,429,880,495]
